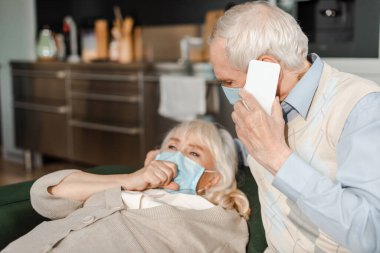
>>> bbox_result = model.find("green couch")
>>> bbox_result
[0,165,267,252]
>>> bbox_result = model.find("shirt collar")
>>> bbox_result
[282,53,324,119]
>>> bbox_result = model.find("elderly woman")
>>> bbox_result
[3,120,250,253]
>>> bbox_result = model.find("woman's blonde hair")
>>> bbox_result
[161,120,250,220]
[210,1,308,72]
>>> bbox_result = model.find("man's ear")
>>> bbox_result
[257,54,279,64]
[257,54,282,92]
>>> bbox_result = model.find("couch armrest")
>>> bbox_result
[0,165,136,250]
[0,180,47,250]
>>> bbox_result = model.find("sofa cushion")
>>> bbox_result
[237,166,267,253]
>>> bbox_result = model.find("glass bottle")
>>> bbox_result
[36,27,57,60]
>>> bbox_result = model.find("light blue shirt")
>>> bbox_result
[273,54,380,252]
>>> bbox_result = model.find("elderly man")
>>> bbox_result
[209,1,380,252]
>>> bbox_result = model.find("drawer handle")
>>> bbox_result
[14,102,68,114]
[12,69,66,78]
[70,73,139,81]
[70,92,140,103]
[56,71,66,79]
[70,120,141,135]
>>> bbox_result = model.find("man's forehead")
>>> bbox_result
[209,38,227,61]
[209,42,229,76]
[209,38,247,81]
[212,59,245,80]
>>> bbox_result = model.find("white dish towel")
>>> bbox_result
[158,75,206,122]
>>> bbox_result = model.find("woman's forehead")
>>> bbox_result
[169,132,201,143]
[168,132,207,149]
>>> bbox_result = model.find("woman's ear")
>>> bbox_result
[204,173,221,191]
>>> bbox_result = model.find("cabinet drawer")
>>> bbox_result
[71,127,141,167]
[70,79,139,96]
[15,109,68,158]
[71,99,140,127]
[13,75,66,104]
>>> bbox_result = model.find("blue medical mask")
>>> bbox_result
[155,151,215,195]
[222,86,241,105]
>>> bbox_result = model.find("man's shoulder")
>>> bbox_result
[324,63,380,91]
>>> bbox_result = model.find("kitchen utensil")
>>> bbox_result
[134,26,143,62]
[95,19,109,60]
[119,17,134,63]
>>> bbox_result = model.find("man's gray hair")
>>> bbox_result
[210,1,309,71]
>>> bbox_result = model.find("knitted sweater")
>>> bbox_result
[248,63,380,252]
[2,170,248,253]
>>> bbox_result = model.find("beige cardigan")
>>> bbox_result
[249,63,380,252]
[2,170,248,253]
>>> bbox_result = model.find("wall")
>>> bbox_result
[36,0,246,31]
[325,58,380,84]
[299,0,380,58]
[0,0,379,164]
[35,0,242,62]
[0,0,36,162]
[35,0,380,59]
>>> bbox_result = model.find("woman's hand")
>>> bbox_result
[232,89,292,175]
[48,150,178,201]
[126,160,179,191]
[144,149,160,166]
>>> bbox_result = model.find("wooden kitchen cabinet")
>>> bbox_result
[12,62,69,158]
[11,61,160,168]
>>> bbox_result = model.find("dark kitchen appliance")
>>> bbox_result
[297,0,380,58]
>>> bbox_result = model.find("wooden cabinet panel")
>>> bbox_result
[12,63,69,159]
[12,61,159,167]
[13,76,66,104]
[71,99,140,127]
[70,79,139,96]
[15,109,68,158]
[71,127,141,168]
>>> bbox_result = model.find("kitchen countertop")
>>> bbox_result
[10,60,219,83]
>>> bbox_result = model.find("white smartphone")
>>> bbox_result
[244,60,281,115]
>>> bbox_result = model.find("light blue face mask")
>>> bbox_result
[222,86,241,105]
[155,151,214,195]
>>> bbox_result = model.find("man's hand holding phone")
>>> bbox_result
[243,60,280,114]
[232,60,292,174]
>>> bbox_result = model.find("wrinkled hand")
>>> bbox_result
[144,149,160,166]
[128,159,179,191]
[231,89,292,175]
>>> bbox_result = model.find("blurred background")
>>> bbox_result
[0,0,379,185]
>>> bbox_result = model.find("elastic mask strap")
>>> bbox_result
[204,170,218,174]
[196,188,207,195]
[196,170,218,195]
